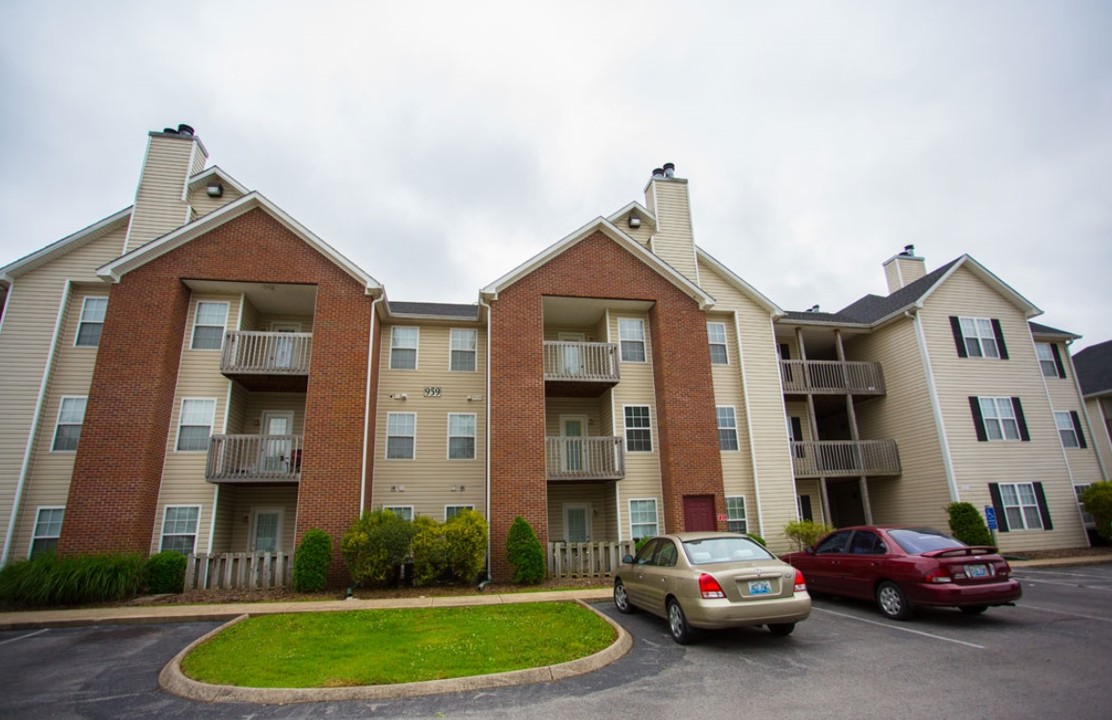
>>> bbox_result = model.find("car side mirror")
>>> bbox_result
[622,554,634,564]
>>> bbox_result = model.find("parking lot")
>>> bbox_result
[1,563,1110,719]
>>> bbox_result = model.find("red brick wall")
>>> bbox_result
[60,209,373,581]
[488,231,724,580]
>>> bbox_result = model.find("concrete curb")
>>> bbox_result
[158,598,632,704]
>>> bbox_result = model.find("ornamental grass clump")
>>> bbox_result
[0,552,144,607]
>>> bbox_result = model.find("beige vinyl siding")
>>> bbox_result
[222,486,299,553]
[372,323,487,519]
[187,182,246,221]
[126,134,199,252]
[545,398,606,437]
[239,394,307,435]
[1041,350,1104,486]
[547,483,619,541]
[1086,397,1112,477]
[0,225,126,560]
[918,267,1086,550]
[707,314,758,516]
[647,181,698,283]
[238,296,260,332]
[151,293,240,554]
[793,479,828,527]
[256,314,314,333]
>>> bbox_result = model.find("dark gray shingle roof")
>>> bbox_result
[1074,340,1112,396]
[389,301,479,320]
[837,259,960,323]
[1028,321,1079,338]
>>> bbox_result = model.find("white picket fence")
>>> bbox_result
[183,552,292,591]
[548,541,636,579]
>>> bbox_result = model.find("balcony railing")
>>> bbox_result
[206,434,303,483]
[780,360,885,395]
[222,331,312,375]
[543,341,620,383]
[790,439,900,478]
[546,436,625,481]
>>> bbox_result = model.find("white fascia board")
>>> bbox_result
[695,247,784,316]
[187,166,250,196]
[1,207,132,284]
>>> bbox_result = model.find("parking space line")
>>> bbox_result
[1017,604,1112,623]
[1017,577,1112,591]
[0,628,48,647]
[1016,569,1112,579]
[813,607,986,649]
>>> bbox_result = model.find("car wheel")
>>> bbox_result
[959,605,988,615]
[876,581,914,620]
[667,598,692,645]
[613,579,635,614]
[768,623,796,637]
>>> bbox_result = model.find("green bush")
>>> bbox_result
[0,552,144,607]
[1082,482,1112,541]
[145,550,187,594]
[746,533,767,547]
[292,528,333,592]
[341,509,418,587]
[784,519,835,551]
[947,502,994,547]
[411,516,451,587]
[506,516,545,584]
[443,510,488,584]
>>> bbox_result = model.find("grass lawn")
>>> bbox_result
[181,602,615,688]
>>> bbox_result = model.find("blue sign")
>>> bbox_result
[985,506,998,531]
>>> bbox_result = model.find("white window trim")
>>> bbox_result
[1055,411,1080,448]
[176,398,217,452]
[629,497,659,540]
[390,326,420,370]
[979,397,1020,441]
[707,321,729,364]
[717,405,739,451]
[623,404,653,453]
[449,328,478,372]
[52,395,87,453]
[999,482,1043,531]
[617,317,647,363]
[445,504,475,521]
[958,316,1000,359]
[74,296,108,348]
[383,505,414,521]
[1036,343,1058,378]
[191,301,229,351]
[160,504,202,554]
[29,506,64,558]
[447,412,477,460]
[725,496,748,533]
[386,411,417,460]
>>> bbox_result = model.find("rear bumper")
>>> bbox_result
[682,592,812,629]
[905,579,1022,608]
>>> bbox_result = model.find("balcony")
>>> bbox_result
[206,434,303,484]
[790,439,900,478]
[780,360,885,396]
[544,341,620,397]
[546,436,625,481]
[221,331,312,391]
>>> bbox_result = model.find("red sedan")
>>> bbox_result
[780,526,1021,620]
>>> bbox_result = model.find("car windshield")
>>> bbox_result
[887,528,965,555]
[682,536,773,565]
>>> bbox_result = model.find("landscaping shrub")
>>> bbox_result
[292,528,333,592]
[1081,482,1112,541]
[341,509,418,587]
[784,519,835,551]
[746,533,767,547]
[506,516,545,584]
[947,502,994,547]
[411,511,488,587]
[145,550,187,594]
[411,516,450,587]
[0,552,144,607]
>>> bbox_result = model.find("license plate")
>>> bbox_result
[967,564,988,578]
[748,579,772,595]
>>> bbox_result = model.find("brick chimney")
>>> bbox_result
[644,162,699,284]
[882,245,926,293]
[123,123,209,252]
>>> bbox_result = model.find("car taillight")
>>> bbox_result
[794,569,807,593]
[699,573,726,599]
[925,567,952,584]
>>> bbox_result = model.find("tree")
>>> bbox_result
[506,516,545,584]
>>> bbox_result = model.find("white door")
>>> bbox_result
[564,504,591,542]
[271,322,300,369]
[261,411,294,473]
[561,415,588,473]
[559,332,586,376]
[252,508,283,552]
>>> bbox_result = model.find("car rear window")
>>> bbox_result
[682,536,773,565]
[887,528,965,555]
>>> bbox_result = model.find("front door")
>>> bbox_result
[564,504,591,542]
[251,508,282,553]
[261,411,294,473]
[683,495,717,532]
[560,415,588,473]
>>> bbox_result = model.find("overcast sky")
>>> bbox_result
[1,1,1109,350]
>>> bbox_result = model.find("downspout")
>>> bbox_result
[2,280,71,565]
[478,295,493,581]
[362,293,385,513]
[910,308,960,502]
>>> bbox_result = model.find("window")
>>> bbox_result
[52,396,87,451]
[707,322,728,364]
[176,399,216,451]
[384,506,413,521]
[75,297,108,347]
[624,405,653,452]
[998,483,1044,530]
[386,412,416,459]
[191,301,228,350]
[446,505,474,521]
[629,498,658,539]
[1036,343,1065,379]
[448,413,476,459]
[161,506,200,553]
[970,396,1029,442]
[1055,411,1087,449]
[390,327,419,369]
[950,316,1008,359]
[717,406,739,451]
[726,496,747,533]
[618,318,646,362]
[450,328,477,372]
[30,507,64,557]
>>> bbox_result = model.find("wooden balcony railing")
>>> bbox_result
[790,439,900,478]
[546,436,625,481]
[780,360,885,395]
[206,434,303,483]
[543,341,620,383]
[221,331,312,375]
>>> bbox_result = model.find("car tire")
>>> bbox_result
[959,605,988,615]
[876,581,914,620]
[768,623,796,637]
[614,579,635,614]
[667,598,692,645]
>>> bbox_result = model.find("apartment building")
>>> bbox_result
[1074,340,1112,484]
[0,127,1103,582]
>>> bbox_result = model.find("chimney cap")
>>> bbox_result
[651,167,665,179]
[662,162,675,177]
[901,244,916,256]
[177,123,195,136]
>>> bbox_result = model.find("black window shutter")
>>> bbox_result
[991,319,1009,359]
[969,397,988,441]
[1012,397,1030,441]
[1032,482,1054,530]
[1070,411,1088,449]
[950,317,968,358]
[1051,344,1067,379]
[988,483,1010,532]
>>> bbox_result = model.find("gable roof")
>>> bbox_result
[96,192,381,294]
[696,248,783,316]
[1028,321,1080,340]
[1074,339,1112,397]
[480,216,715,310]
[0,207,132,286]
